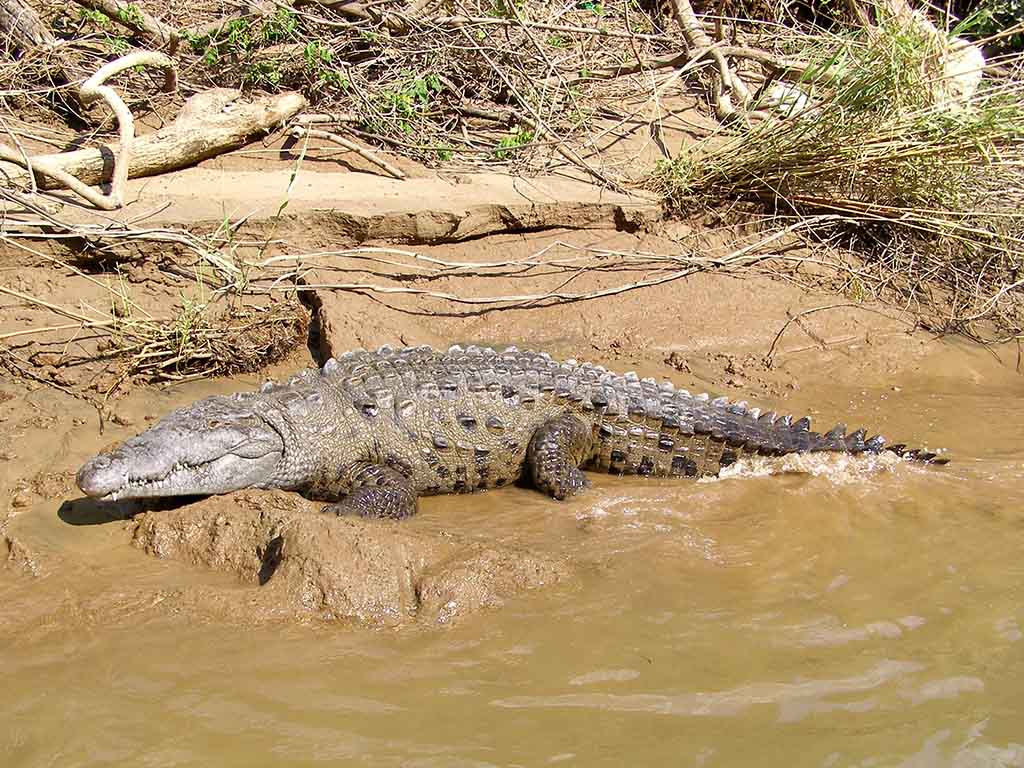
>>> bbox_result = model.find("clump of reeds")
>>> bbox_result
[652,16,1024,337]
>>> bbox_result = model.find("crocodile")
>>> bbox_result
[76,344,947,518]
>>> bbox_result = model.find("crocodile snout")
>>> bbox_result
[76,454,119,498]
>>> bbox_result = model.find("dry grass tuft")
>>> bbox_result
[104,298,308,382]
[652,17,1024,338]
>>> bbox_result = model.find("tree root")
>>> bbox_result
[1,52,307,209]
[1,51,176,209]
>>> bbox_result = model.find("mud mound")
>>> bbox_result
[131,490,569,624]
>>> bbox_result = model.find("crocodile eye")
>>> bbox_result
[207,419,223,429]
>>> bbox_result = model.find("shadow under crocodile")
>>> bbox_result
[57,495,205,526]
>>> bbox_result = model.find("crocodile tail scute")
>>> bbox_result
[784,419,950,465]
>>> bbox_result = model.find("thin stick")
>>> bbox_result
[290,126,406,179]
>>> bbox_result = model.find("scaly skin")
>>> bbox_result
[76,344,947,518]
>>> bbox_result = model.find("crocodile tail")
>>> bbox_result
[740,409,950,465]
[649,388,950,473]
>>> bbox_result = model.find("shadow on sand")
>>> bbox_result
[57,495,204,526]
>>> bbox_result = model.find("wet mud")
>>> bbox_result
[3,227,1024,765]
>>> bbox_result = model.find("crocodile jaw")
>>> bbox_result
[77,450,282,500]
[76,395,286,501]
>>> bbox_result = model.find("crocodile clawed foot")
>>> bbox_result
[549,468,591,501]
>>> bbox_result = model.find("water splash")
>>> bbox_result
[717,451,908,485]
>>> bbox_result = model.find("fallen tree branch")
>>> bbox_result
[293,0,407,32]
[425,14,671,42]
[2,88,306,202]
[78,51,176,207]
[70,0,178,50]
[540,43,824,89]
[1,51,176,209]
[666,0,751,120]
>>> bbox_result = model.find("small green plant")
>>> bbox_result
[186,9,298,77]
[576,0,604,13]
[378,73,443,131]
[223,18,254,51]
[172,293,206,358]
[260,8,298,45]
[243,61,283,87]
[488,0,524,18]
[102,34,131,54]
[495,126,534,159]
[77,8,110,27]
[961,0,1024,52]
[303,41,348,88]
[546,35,567,48]
[115,3,145,29]
[303,41,332,68]
[845,276,869,303]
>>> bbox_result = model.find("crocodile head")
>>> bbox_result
[77,395,285,501]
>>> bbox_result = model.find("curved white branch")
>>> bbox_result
[0,51,177,210]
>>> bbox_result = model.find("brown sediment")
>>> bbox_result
[129,490,570,624]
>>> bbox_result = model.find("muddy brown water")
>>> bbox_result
[2,341,1024,767]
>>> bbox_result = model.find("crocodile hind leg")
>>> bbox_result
[321,463,419,519]
[527,413,594,500]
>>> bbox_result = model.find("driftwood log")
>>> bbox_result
[0,0,55,57]
[3,89,307,195]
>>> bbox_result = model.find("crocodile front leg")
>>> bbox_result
[321,463,419,519]
[527,413,594,500]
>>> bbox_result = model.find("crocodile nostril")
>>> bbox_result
[91,456,111,469]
